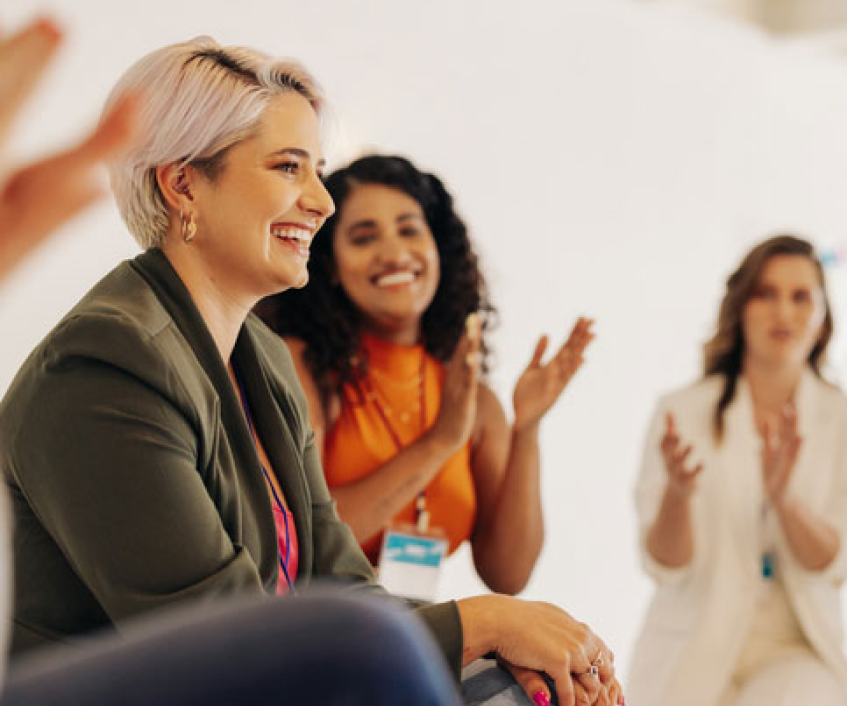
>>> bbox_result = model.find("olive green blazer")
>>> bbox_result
[0,249,461,673]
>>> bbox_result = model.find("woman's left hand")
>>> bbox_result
[512,317,594,433]
[762,405,802,508]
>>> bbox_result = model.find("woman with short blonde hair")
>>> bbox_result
[0,36,620,706]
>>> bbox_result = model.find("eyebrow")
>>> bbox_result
[268,147,326,169]
[347,213,424,231]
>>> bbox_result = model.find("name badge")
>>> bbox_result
[377,527,447,604]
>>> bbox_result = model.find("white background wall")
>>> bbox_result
[2,0,847,681]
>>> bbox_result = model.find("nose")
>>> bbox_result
[299,172,335,220]
[377,231,414,265]
[774,294,793,319]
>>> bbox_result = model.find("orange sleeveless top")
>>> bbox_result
[323,333,476,563]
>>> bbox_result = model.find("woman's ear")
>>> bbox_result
[156,162,196,213]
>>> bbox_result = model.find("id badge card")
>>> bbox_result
[377,525,448,604]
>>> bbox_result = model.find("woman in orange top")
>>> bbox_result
[258,155,593,595]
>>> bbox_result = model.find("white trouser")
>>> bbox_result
[720,650,845,706]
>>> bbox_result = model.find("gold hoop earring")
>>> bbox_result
[181,211,197,243]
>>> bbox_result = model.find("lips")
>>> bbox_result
[769,328,792,339]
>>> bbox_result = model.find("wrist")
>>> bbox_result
[420,427,461,463]
[456,594,505,665]
[772,493,800,519]
[511,418,541,440]
[664,482,694,504]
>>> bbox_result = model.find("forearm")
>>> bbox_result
[472,424,544,594]
[331,432,457,544]
[646,485,694,568]
[774,496,840,571]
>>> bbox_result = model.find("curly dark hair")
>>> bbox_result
[255,154,496,405]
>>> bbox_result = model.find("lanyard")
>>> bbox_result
[232,367,295,593]
[361,352,430,531]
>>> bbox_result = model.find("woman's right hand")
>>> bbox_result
[660,412,702,498]
[426,312,481,454]
[457,595,623,706]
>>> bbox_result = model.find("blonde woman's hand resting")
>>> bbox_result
[457,595,623,706]
[512,317,594,433]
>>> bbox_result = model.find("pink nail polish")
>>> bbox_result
[532,691,550,706]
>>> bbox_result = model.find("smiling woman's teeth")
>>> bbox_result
[272,226,311,256]
[272,227,310,243]
[376,271,415,287]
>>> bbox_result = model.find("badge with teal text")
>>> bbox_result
[377,528,447,604]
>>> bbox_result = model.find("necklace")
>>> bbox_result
[368,363,425,394]
[366,383,422,426]
[360,351,430,530]
[361,352,427,448]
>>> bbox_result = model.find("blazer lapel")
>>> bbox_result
[131,249,280,585]
[719,378,763,578]
[788,369,834,509]
[233,324,313,583]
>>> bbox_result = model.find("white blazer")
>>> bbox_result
[627,370,847,706]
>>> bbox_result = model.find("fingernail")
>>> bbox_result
[532,691,550,706]
[465,312,479,337]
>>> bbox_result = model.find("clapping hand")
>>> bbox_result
[512,317,594,433]
[0,18,140,279]
[762,405,802,508]
[428,312,481,453]
[0,18,61,145]
[660,412,703,498]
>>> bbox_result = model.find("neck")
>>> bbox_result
[162,242,254,362]
[742,358,803,408]
[362,319,421,347]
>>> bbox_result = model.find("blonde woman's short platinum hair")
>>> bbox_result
[105,36,323,250]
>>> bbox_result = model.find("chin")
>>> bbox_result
[275,267,309,291]
[759,352,806,369]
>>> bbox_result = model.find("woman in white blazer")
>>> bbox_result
[629,235,847,706]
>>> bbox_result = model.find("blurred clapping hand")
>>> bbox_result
[0,16,138,279]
